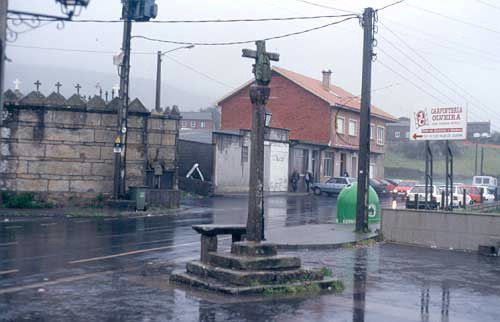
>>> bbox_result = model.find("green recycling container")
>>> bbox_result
[336,182,380,224]
[129,186,147,211]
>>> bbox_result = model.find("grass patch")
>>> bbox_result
[1,191,54,209]
[320,267,333,277]
[85,193,106,209]
[263,283,321,296]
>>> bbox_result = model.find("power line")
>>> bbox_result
[132,16,358,46]
[7,14,358,23]
[376,0,406,12]
[405,3,500,36]
[475,0,500,11]
[294,0,358,14]
[378,22,500,124]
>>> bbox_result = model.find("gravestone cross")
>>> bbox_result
[75,83,82,95]
[13,78,21,90]
[242,40,279,86]
[105,91,109,102]
[34,80,41,92]
[241,40,279,242]
[55,82,62,94]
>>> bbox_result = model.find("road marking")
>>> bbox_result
[4,225,23,230]
[0,269,19,275]
[0,241,18,247]
[68,241,201,264]
[0,270,117,295]
[40,223,57,227]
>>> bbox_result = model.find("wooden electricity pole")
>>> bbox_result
[0,0,8,127]
[113,0,133,199]
[356,7,375,233]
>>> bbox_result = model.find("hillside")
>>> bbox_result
[384,141,500,182]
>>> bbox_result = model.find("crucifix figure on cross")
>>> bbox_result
[55,82,62,94]
[242,40,279,86]
[34,80,41,92]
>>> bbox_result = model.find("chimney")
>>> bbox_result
[322,69,332,90]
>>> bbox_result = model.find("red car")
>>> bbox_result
[461,185,481,203]
[393,180,418,197]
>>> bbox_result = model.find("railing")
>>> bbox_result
[466,201,500,213]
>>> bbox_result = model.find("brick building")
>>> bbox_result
[180,112,214,130]
[0,86,180,206]
[217,67,396,183]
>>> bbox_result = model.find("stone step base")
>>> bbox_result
[186,261,322,287]
[231,241,277,257]
[207,252,301,271]
[170,271,344,296]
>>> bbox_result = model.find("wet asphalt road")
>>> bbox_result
[1,195,499,321]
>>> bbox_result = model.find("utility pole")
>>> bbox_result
[480,146,484,175]
[0,0,8,127]
[113,0,133,199]
[155,50,162,112]
[356,7,375,233]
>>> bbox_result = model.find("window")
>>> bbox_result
[190,121,196,128]
[348,120,357,136]
[377,126,385,145]
[370,124,374,140]
[395,131,400,138]
[336,117,345,134]
[181,121,187,128]
[323,152,334,177]
[405,131,409,139]
[200,121,206,128]
[241,146,248,163]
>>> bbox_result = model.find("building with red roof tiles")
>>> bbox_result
[217,66,396,186]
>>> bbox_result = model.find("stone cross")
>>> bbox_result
[242,40,279,86]
[241,40,279,242]
[111,89,115,99]
[75,83,82,95]
[34,80,41,92]
[105,91,109,102]
[55,82,62,94]
[13,78,21,90]
[99,88,103,98]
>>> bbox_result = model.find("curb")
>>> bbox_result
[275,233,380,251]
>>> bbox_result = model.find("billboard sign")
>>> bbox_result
[410,107,467,141]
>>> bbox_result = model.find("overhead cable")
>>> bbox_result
[132,16,358,46]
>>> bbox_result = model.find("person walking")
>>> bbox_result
[290,170,299,192]
[304,171,313,193]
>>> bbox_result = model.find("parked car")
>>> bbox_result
[384,178,400,192]
[473,175,498,187]
[393,180,418,197]
[461,185,482,203]
[406,185,440,209]
[369,178,389,196]
[438,185,473,207]
[312,177,356,196]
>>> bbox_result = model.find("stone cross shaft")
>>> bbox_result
[242,40,279,86]
[242,40,279,242]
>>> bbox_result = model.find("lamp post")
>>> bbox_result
[474,132,490,176]
[155,44,194,112]
[473,132,480,175]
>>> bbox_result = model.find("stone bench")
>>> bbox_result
[192,224,246,263]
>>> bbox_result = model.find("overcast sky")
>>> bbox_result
[6,0,500,130]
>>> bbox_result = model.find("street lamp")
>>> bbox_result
[155,45,195,112]
[474,132,490,175]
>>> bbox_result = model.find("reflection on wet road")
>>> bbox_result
[2,195,497,322]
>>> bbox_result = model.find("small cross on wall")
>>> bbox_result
[34,80,42,92]
[75,83,82,95]
[55,82,62,94]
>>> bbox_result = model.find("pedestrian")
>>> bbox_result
[343,170,349,177]
[304,171,313,193]
[290,170,299,192]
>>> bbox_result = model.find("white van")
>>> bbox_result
[473,176,498,187]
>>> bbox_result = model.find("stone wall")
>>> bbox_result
[382,208,500,251]
[0,89,179,205]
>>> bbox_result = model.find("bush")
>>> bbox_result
[1,191,54,209]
